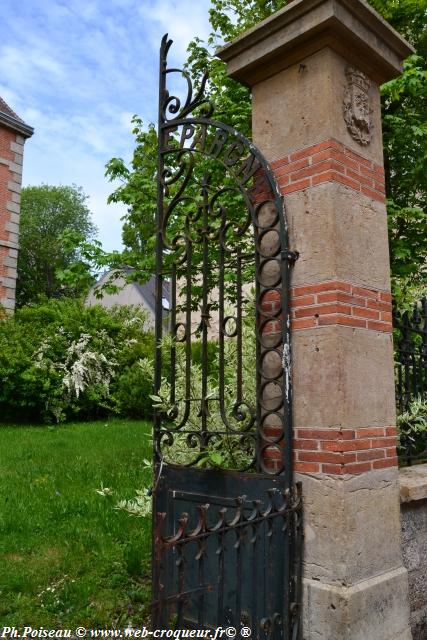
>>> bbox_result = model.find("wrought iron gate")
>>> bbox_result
[152,35,302,638]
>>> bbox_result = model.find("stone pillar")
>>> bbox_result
[0,97,33,315]
[218,1,414,638]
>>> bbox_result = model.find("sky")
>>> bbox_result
[0,0,212,251]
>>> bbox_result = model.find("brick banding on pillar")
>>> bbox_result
[270,139,386,202]
[219,1,415,635]
[294,426,398,475]
[259,282,392,333]
[291,281,392,332]
[252,139,386,204]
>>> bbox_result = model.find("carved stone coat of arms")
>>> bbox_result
[343,67,373,146]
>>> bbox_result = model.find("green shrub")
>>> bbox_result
[0,297,154,424]
[111,361,154,419]
[397,397,427,461]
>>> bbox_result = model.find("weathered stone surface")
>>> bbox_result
[410,608,427,640]
[6,267,18,280]
[7,232,19,245]
[401,505,425,544]
[13,152,23,166]
[400,484,427,640]
[302,567,411,640]
[400,464,427,503]
[253,48,384,164]
[5,219,20,234]
[9,212,20,225]
[402,539,421,573]
[7,180,21,194]
[7,161,22,175]
[408,569,427,618]
[0,276,18,289]
[285,181,391,289]
[1,297,14,310]
[292,325,396,429]
[6,200,20,214]
[297,469,403,585]
[218,0,413,87]
[3,255,17,268]
[10,141,24,154]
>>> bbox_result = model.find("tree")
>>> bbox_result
[16,185,97,307]
[65,0,427,304]
[189,0,427,304]
[381,55,427,304]
[365,0,427,304]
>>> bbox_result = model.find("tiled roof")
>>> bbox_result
[0,97,25,122]
[0,96,34,138]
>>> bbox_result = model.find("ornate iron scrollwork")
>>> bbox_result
[154,35,295,480]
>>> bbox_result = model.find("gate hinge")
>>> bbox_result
[282,250,299,265]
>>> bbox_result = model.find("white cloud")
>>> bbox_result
[1,0,211,252]
[0,45,64,93]
[143,0,211,58]
[119,111,136,132]
[22,130,128,252]
[0,84,21,111]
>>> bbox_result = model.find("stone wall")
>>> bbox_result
[399,464,427,640]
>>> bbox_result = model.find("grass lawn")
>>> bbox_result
[0,419,153,627]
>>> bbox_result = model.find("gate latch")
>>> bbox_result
[282,250,299,265]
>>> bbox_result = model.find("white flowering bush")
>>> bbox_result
[62,332,117,398]
[0,297,154,423]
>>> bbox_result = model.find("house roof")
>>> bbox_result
[0,96,34,138]
[91,269,170,317]
[134,275,170,315]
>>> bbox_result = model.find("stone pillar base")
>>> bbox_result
[303,569,412,640]
[298,469,412,639]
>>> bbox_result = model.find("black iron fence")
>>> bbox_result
[393,298,427,465]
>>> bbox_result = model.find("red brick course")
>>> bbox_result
[260,425,398,475]
[259,282,392,333]
[252,139,386,203]
[0,128,15,161]
[291,281,392,332]
[274,139,385,201]
[293,426,398,474]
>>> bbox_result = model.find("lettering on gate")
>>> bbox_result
[162,122,262,187]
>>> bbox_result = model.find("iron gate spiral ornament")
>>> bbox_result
[152,35,303,637]
[154,34,297,481]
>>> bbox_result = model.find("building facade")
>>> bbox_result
[0,97,33,315]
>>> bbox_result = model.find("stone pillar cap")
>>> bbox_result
[217,0,414,86]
